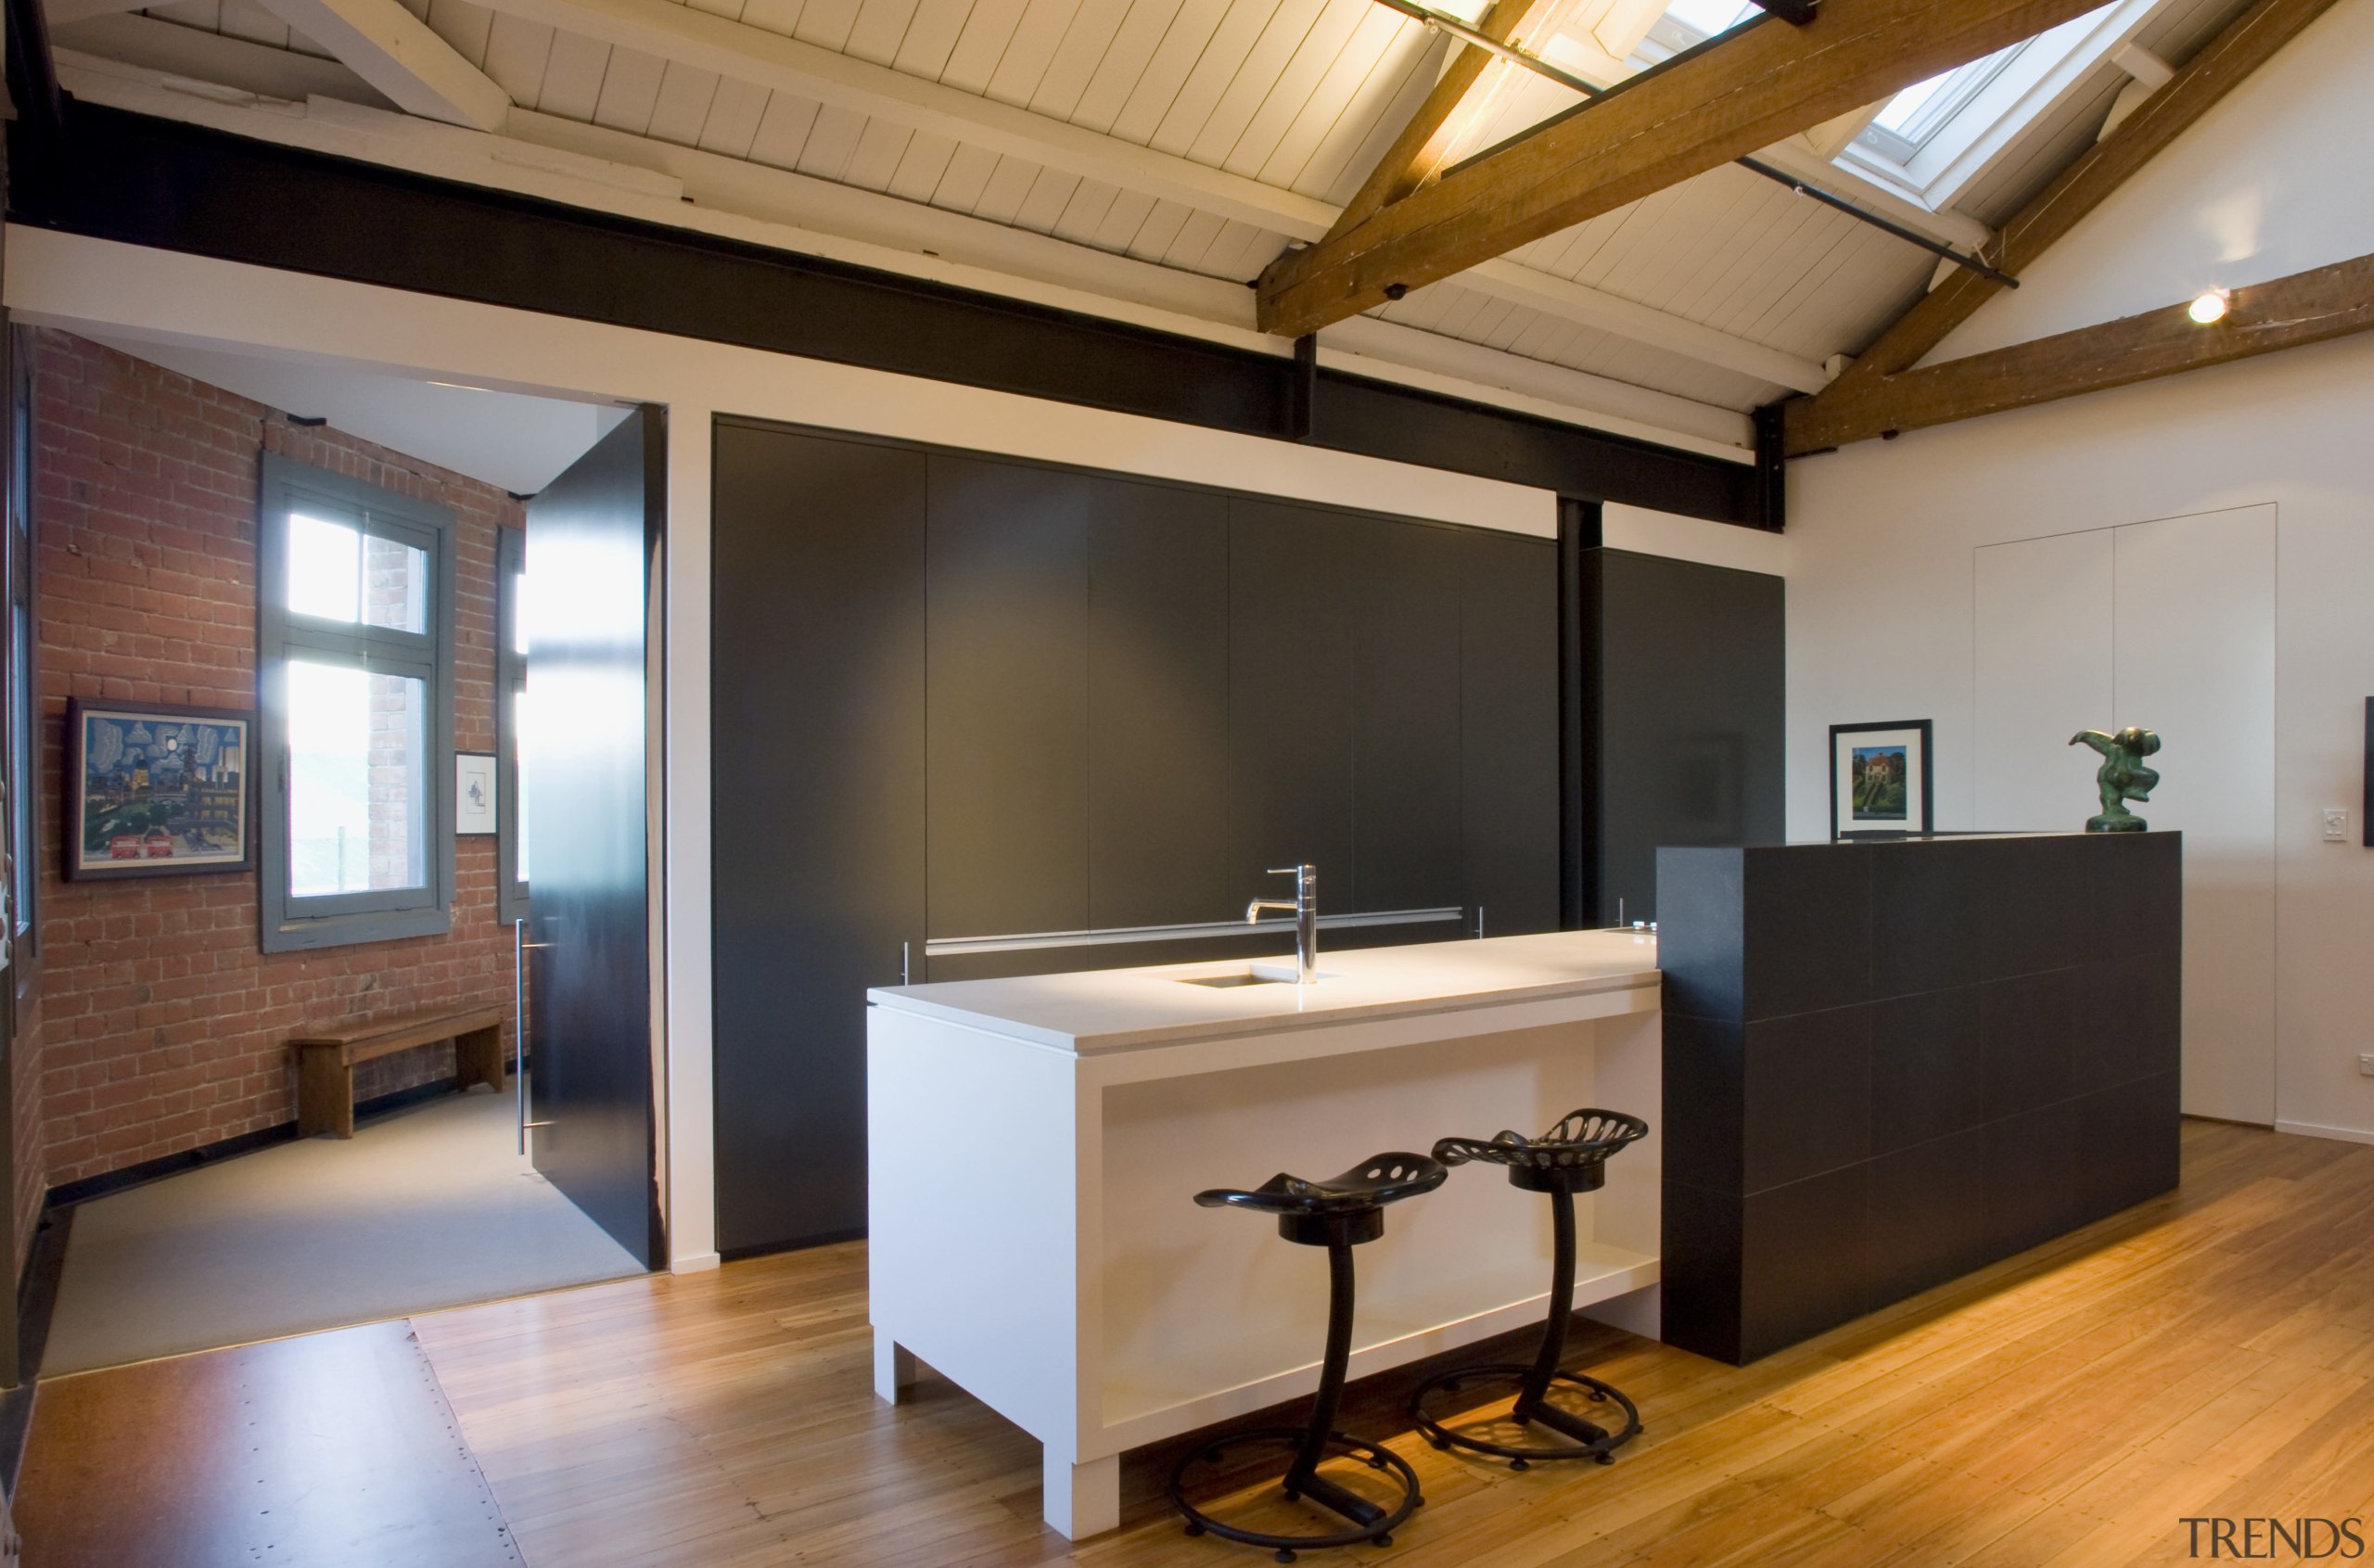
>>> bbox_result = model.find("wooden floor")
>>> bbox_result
[17,1319,520,1567]
[26,1120,2374,1566]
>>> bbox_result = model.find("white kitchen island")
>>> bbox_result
[864,930,1663,1539]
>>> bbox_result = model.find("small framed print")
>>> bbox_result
[1830,720,1934,840]
[456,751,498,836]
[67,697,256,879]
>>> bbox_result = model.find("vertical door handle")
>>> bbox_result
[516,919,555,1154]
[514,918,528,1155]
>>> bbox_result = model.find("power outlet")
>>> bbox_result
[2326,809,2351,842]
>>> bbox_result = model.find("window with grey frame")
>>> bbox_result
[257,452,457,951]
[496,525,529,924]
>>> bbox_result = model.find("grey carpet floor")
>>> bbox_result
[44,1087,645,1374]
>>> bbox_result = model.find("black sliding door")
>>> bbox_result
[711,423,925,1255]
[525,408,664,1268]
[1585,549,1784,925]
[1226,500,1359,905]
[1354,519,1464,914]
[1462,531,1560,936]
[925,455,1090,941]
[1088,482,1231,929]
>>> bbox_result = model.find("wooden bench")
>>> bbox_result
[290,1004,507,1139]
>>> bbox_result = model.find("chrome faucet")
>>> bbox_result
[1247,863,1319,985]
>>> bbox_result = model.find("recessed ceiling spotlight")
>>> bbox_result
[2188,289,2229,325]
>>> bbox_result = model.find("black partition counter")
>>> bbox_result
[1654,833,2182,1364]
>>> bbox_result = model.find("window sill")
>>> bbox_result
[262,903,453,953]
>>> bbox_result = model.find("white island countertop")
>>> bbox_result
[867,928,1659,1054]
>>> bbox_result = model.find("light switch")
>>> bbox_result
[2325,809,2350,842]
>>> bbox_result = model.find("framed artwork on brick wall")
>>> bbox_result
[455,751,496,835]
[66,697,256,879]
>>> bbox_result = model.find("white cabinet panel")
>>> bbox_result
[1974,529,2114,833]
[1972,505,2278,1126]
[2113,506,2278,1124]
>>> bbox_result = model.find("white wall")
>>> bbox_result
[1784,0,2374,1141]
[1927,0,2374,361]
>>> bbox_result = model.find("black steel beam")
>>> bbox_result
[7,99,1767,526]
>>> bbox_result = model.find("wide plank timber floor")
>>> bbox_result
[28,1119,2374,1566]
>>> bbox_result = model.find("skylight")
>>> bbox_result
[1658,0,1756,37]
[1619,0,2154,217]
[1870,72,1955,135]
[1858,44,2031,159]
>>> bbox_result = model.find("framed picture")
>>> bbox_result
[67,698,255,879]
[1830,720,1934,840]
[456,751,497,836]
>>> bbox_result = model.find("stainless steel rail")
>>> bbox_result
[922,906,1465,961]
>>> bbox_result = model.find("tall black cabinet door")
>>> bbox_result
[710,422,925,1256]
[925,455,1090,941]
[1355,522,1464,912]
[1227,500,1359,906]
[1594,550,1784,924]
[1088,481,1231,929]
[1461,531,1560,934]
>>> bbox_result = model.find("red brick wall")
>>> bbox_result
[30,330,521,1191]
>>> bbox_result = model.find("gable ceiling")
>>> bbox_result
[44,0,2260,464]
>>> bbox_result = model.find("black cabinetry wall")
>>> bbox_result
[711,419,1561,1256]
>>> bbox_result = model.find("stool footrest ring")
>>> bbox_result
[1409,1364,1642,1464]
[1168,1427,1423,1557]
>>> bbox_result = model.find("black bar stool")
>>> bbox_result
[1409,1109,1649,1468]
[1169,1151,1448,1562]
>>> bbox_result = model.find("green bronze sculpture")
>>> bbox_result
[2069,726,2162,832]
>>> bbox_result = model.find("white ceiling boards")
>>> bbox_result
[40,0,2272,461]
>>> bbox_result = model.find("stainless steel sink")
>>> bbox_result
[1177,962,1334,988]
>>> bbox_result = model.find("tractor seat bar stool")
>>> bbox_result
[1409,1108,1650,1469]
[1169,1151,1448,1562]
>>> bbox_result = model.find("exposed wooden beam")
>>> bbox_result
[374,0,1825,389]
[1805,0,2344,411]
[53,0,1825,394]
[52,49,1760,459]
[249,0,509,129]
[1256,0,2115,338]
[1783,250,2374,451]
[1323,0,1570,245]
